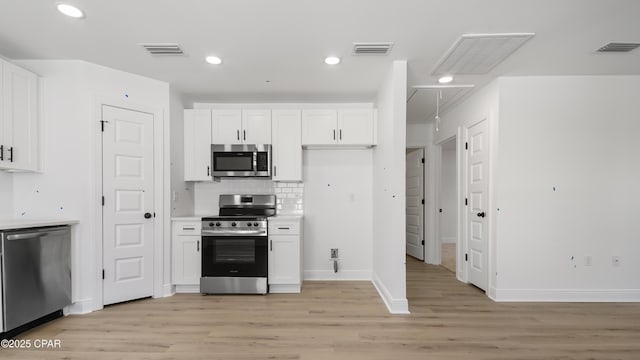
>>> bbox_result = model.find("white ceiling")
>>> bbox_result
[0,0,638,123]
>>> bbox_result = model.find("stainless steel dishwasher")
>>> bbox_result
[0,226,71,333]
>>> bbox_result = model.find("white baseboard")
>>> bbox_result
[304,270,371,281]
[161,283,175,297]
[493,288,640,302]
[441,237,457,244]
[371,273,410,314]
[64,298,94,315]
[270,284,301,293]
[174,284,200,293]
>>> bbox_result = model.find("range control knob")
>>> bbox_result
[231,222,236,227]
[253,222,259,227]
[247,222,252,227]
[209,222,214,227]
[216,222,221,227]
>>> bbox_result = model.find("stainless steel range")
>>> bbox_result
[200,194,276,294]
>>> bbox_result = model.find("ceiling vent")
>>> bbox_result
[432,33,535,75]
[596,42,640,53]
[140,43,184,56]
[352,42,394,56]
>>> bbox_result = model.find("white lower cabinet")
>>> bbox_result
[172,220,201,292]
[268,217,303,293]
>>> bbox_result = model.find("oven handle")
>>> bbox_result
[201,230,267,236]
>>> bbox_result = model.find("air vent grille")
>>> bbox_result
[352,42,394,56]
[140,43,184,56]
[596,42,640,53]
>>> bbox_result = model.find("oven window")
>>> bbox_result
[215,239,255,263]
[214,152,254,171]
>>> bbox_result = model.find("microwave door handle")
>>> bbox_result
[253,152,258,175]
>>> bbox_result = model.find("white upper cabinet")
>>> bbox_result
[272,110,302,182]
[242,109,272,144]
[337,109,374,145]
[212,109,242,144]
[302,109,375,147]
[0,59,39,172]
[184,109,212,181]
[301,110,338,145]
[212,109,271,144]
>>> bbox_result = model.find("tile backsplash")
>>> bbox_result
[193,179,303,215]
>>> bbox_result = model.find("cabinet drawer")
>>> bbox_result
[269,221,300,235]
[175,222,201,235]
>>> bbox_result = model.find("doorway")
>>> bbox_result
[439,138,457,273]
[406,148,425,260]
[101,105,156,305]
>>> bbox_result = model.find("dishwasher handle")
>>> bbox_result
[6,228,70,241]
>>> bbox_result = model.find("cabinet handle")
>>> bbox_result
[243,130,246,141]
[339,129,342,141]
[207,165,210,176]
[183,227,195,230]
[278,227,290,230]
[273,165,277,177]
[333,129,336,140]
[237,130,240,141]
[8,147,13,162]
[0,145,3,161]
[197,240,200,252]
[270,240,273,251]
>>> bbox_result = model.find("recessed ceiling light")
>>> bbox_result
[438,75,454,84]
[324,56,341,65]
[56,3,85,18]
[205,56,222,65]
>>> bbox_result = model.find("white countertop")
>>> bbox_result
[171,216,205,221]
[271,215,303,220]
[0,218,79,231]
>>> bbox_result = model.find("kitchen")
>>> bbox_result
[1,1,640,358]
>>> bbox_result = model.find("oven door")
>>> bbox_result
[201,236,268,278]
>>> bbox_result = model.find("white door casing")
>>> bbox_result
[466,118,489,291]
[406,149,425,260]
[102,105,155,305]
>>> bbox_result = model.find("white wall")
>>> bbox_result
[302,150,373,280]
[169,86,194,216]
[406,123,430,148]
[12,60,170,313]
[440,147,457,243]
[0,172,12,218]
[372,61,408,313]
[494,76,640,301]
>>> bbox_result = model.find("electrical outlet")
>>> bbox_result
[331,248,339,259]
[612,256,621,267]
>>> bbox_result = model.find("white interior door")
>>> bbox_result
[102,105,155,306]
[406,149,424,260]
[466,118,489,291]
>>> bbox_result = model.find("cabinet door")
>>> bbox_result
[242,109,271,144]
[172,234,201,285]
[301,110,337,145]
[184,109,212,181]
[272,110,301,181]
[337,109,374,145]
[212,109,242,144]
[1,60,38,171]
[268,235,300,285]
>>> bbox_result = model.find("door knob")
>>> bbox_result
[144,212,152,219]
[477,212,486,218]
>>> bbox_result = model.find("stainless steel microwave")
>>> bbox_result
[211,144,271,177]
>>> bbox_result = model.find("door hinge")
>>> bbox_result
[421,240,425,245]
[102,196,105,206]
[465,253,468,262]
[153,212,156,218]
[102,269,105,280]
[421,199,425,205]
[421,157,424,164]
[439,208,443,213]
[465,142,468,150]
[465,198,468,206]
[100,120,105,132]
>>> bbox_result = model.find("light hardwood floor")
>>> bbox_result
[4,258,640,359]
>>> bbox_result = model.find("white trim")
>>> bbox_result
[64,298,94,315]
[372,273,410,314]
[269,284,301,293]
[492,288,640,302]
[93,97,165,312]
[174,285,200,294]
[304,270,371,281]
[162,284,175,297]
[441,237,457,244]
